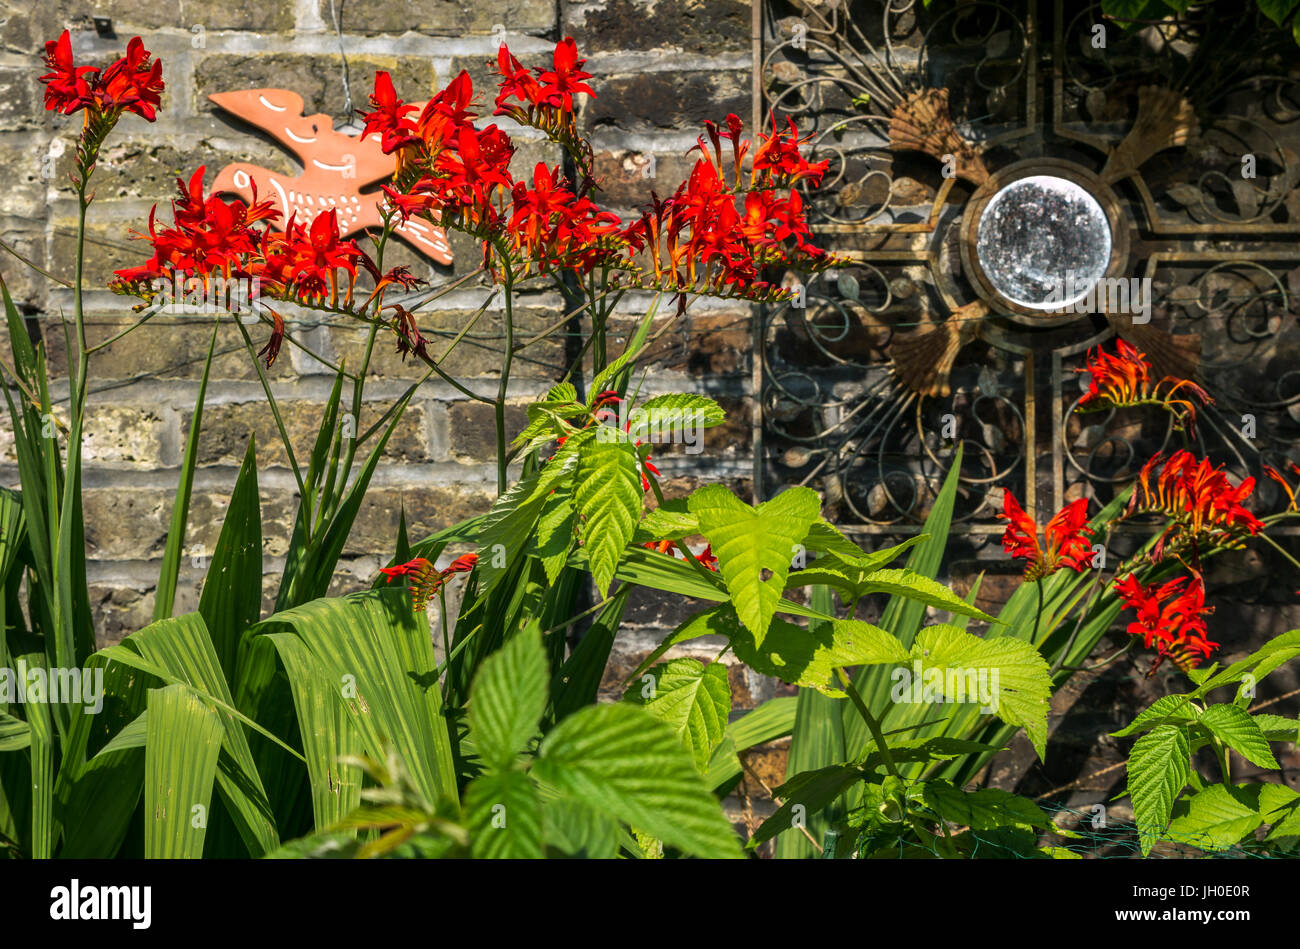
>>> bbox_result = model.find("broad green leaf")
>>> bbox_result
[1198,704,1279,769]
[776,585,845,859]
[464,768,543,859]
[533,485,576,585]
[535,702,742,858]
[1263,783,1300,843]
[636,502,699,542]
[575,438,642,597]
[1111,694,1199,737]
[1166,784,1263,852]
[263,633,362,831]
[802,520,874,560]
[541,796,618,858]
[154,322,218,621]
[727,609,908,695]
[468,626,548,767]
[704,695,798,791]
[906,625,1053,758]
[472,467,554,595]
[1257,0,1300,27]
[144,684,225,858]
[788,564,993,623]
[1253,713,1300,742]
[689,485,822,646]
[921,780,1051,830]
[750,765,862,847]
[1127,724,1191,855]
[550,588,629,723]
[105,614,279,856]
[0,712,29,752]
[253,594,457,806]
[627,394,725,446]
[1192,629,1300,697]
[511,382,585,451]
[198,438,262,682]
[627,659,730,772]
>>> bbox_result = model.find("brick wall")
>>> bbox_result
[0,1,778,720]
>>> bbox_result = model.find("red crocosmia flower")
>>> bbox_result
[258,308,286,369]
[538,37,595,112]
[380,553,478,611]
[1076,338,1211,435]
[751,113,829,187]
[1264,463,1300,512]
[445,553,479,575]
[641,539,719,572]
[1126,450,1263,558]
[96,36,165,120]
[494,44,544,110]
[999,491,1095,581]
[40,31,164,122]
[111,166,282,291]
[1114,573,1218,676]
[41,30,97,115]
[363,71,420,158]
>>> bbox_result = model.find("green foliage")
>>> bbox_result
[688,484,822,646]
[1115,628,1300,854]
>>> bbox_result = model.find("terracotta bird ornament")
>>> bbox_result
[208,88,453,265]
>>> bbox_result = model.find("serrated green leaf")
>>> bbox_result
[1112,694,1200,737]
[541,796,618,858]
[1127,724,1191,854]
[1252,713,1299,743]
[922,780,1051,830]
[1199,704,1279,769]
[469,627,548,767]
[1166,784,1263,852]
[802,520,874,560]
[628,659,730,772]
[627,394,725,446]
[535,702,741,858]
[1262,783,1300,843]
[636,501,699,542]
[907,624,1053,758]
[689,485,822,646]
[1193,629,1300,697]
[789,563,993,623]
[533,486,576,585]
[464,768,543,859]
[726,609,908,695]
[575,438,642,597]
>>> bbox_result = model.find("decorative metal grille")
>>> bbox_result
[754,0,1300,549]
